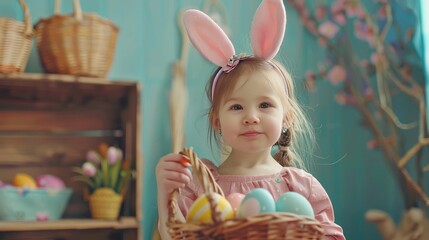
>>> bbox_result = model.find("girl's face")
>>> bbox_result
[215,70,286,154]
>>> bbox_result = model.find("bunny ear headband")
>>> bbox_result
[183,0,287,100]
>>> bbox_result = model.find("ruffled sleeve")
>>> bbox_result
[286,168,345,240]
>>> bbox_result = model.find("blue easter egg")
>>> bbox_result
[276,191,314,218]
[238,188,275,218]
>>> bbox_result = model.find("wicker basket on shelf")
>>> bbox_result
[34,0,119,77]
[0,0,33,73]
[167,148,325,240]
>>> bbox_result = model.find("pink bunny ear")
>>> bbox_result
[251,0,287,60]
[183,9,235,67]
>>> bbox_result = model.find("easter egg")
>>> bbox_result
[276,191,314,218]
[238,188,275,218]
[12,173,37,189]
[226,193,245,214]
[187,193,234,223]
[36,175,65,189]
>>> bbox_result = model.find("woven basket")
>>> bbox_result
[88,188,122,220]
[0,0,33,73]
[167,148,325,239]
[34,0,119,77]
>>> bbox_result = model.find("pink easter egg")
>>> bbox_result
[226,193,245,213]
[36,175,65,189]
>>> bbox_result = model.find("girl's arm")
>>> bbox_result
[156,153,192,240]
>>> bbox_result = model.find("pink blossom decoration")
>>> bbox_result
[364,87,374,100]
[346,3,366,19]
[304,21,318,35]
[327,65,347,84]
[318,65,327,77]
[378,5,387,19]
[367,139,378,149]
[305,71,316,92]
[335,92,347,105]
[370,52,387,68]
[305,70,316,81]
[333,13,347,25]
[360,60,369,68]
[331,0,345,14]
[82,162,96,177]
[318,21,339,38]
[306,79,316,92]
[354,21,375,46]
[315,4,327,20]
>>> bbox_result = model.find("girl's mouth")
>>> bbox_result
[241,131,261,137]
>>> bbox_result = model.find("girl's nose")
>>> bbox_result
[243,112,260,125]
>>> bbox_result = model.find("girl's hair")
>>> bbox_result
[206,57,314,169]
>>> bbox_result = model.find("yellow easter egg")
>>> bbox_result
[186,193,234,223]
[12,173,37,189]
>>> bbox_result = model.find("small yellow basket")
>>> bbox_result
[88,187,122,220]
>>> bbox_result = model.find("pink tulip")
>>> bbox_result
[82,162,96,177]
[107,147,118,164]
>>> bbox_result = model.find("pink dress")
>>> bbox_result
[179,159,345,240]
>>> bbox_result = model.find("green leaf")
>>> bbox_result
[109,160,121,189]
[101,159,109,187]
[71,176,95,188]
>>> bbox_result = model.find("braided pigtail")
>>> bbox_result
[273,127,293,167]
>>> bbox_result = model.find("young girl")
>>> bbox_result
[156,0,345,239]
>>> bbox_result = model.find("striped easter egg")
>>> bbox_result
[186,193,234,223]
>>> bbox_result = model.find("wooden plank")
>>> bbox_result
[0,228,138,240]
[0,110,121,132]
[0,136,119,166]
[0,72,137,86]
[0,217,139,231]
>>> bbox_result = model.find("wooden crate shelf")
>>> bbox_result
[0,73,142,240]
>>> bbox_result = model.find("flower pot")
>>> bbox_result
[88,188,122,220]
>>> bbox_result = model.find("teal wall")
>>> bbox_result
[1,0,425,239]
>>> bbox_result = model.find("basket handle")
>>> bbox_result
[54,0,83,21]
[167,148,225,225]
[18,0,32,36]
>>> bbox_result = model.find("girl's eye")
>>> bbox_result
[260,102,271,108]
[230,104,243,110]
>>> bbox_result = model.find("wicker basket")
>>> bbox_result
[34,0,119,77]
[88,188,122,220]
[0,0,33,73]
[167,148,325,239]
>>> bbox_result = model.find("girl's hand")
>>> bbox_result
[156,153,192,194]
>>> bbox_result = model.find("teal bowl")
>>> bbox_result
[0,188,72,221]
